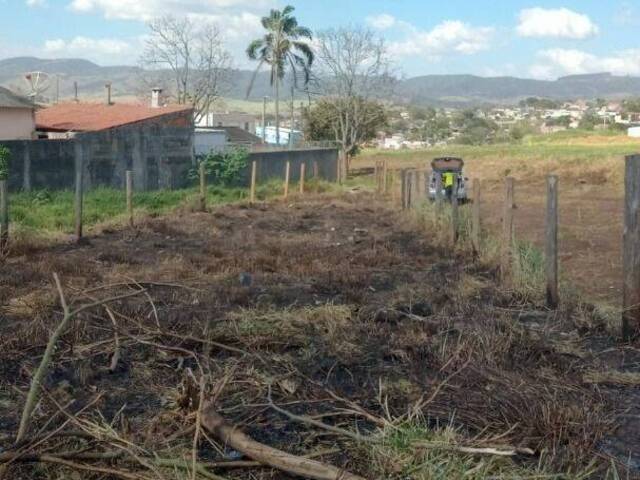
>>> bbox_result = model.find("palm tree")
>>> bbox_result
[247,5,314,145]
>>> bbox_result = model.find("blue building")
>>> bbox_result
[255,126,304,146]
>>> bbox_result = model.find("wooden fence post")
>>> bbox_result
[399,169,406,209]
[126,170,134,227]
[199,162,206,212]
[545,175,559,308]
[404,170,413,210]
[299,163,306,194]
[284,161,291,199]
[313,160,319,179]
[472,179,481,254]
[416,170,424,201]
[374,161,380,193]
[383,161,389,195]
[623,155,640,340]
[435,173,443,216]
[392,170,400,206]
[450,178,459,245]
[501,177,515,283]
[0,179,8,254]
[410,169,419,206]
[74,141,84,242]
[250,160,257,204]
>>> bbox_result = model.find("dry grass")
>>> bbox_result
[355,134,638,190]
[583,370,640,386]
[0,191,634,479]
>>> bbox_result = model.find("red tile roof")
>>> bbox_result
[36,102,193,132]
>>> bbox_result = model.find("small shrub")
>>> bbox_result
[32,190,53,206]
[191,147,249,186]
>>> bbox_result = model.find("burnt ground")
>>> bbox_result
[0,192,639,479]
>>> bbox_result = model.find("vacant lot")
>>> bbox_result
[356,134,640,305]
[0,191,638,479]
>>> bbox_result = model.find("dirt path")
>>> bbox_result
[0,192,637,478]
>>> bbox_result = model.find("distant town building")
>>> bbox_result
[31,90,195,190]
[0,86,35,140]
[194,129,228,156]
[255,126,303,146]
[36,102,193,137]
[198,112,256,132]
[628,126,640,138]
[194,126,264,155]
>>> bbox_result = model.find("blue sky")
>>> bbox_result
[1,0,640,79]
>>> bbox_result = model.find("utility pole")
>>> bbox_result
[299,102,305,141]
[262,96,267,143]
[289,86,295,149]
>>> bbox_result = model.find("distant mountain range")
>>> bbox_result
[3,56,640,107]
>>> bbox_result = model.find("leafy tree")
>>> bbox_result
[0,145,10,180]
[452,110,498,145]
[407,106,435,122]
[304,98,387,154]
[420,116,451,143]
[545,115,572,128]
[246,5,314,145]
[623,98,640,113]
[508,121,537,141]
[313,27,394,173]
[192,148,249,186]
[579,113,600,130]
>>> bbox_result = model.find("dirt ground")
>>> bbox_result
[355,154,627,307]
[0,192,638,479]
[480,181,623,305]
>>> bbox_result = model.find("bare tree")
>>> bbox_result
[313,28,394,174]
[140,15,231,122]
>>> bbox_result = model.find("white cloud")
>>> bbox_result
[517,8,598,39]
[63,0,277,67]
[530,48,640,79]
[26,0,47,7]
[67,0,274,21]
[366,13,397,30]
[43,36,135,62]
[389,20,494,59]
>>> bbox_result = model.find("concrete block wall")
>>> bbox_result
[2,119,195,192]
[1,132,338,192]
[245,148,338,184]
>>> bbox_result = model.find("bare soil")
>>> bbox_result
[0,192,638,478]
[481,181,623,305]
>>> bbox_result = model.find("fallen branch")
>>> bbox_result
[16,274,146,442]
[201,400,368,480]
[20,455,151,480]
[268,386,375,444]
[413,442,535,457]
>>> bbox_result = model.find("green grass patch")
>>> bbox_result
[7,179,342,235]
[365,421,599,479]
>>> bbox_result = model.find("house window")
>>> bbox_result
[244,122,249,131]
[218,122,223,127]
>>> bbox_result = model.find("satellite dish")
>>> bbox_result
[24,71,51,99]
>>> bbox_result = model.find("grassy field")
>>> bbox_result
[355,131,640,305]
[356,131,640,188]
[5,178,358,241]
